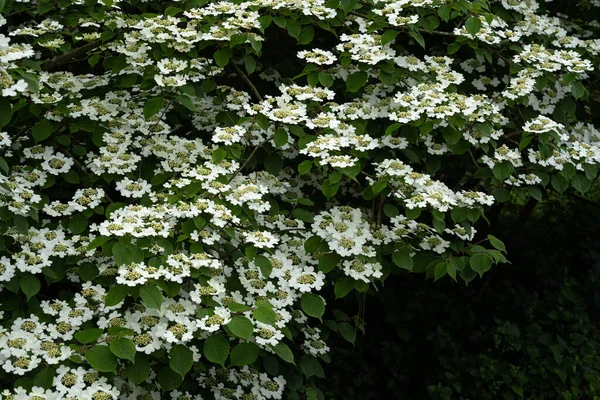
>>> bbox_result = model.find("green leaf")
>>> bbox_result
[230,342,261,366]
[254,254,273,278]
[203,335,230,366]
[286,19,301,39]
[140,285,164,309]
[381,30,400,46]
[434,262,447,281]
[346,71,368,93]
[0,98,12,129]
[0,156,8,174]
[228,302,252,312]
[75,328,104,344]
[465,17,482,36]
[274,128,288,148]
[469,253,493,277]
[300,355,321,378]
[20,274,41,301]
[551,175,569,193]
[143,97,163,120]
[318,253,341,273]
[298,26,315,44]
[487,235,506,253]
[112,242,133,266]
[298,160,313,175]
[88,235,110,250]
[109,338,136,362]
[69,213,88,235]
[158,367,183,391]
[318,72,334,88]
[169,345,194,378]
[85,345,118,373]
[13,215,29,235]
[244,54,257,74]
[33,368,55,390]
[105,284,129,306]
[175,95,195,112]
[272,343,295,364]
[409,30,425,49]
[253,303,278,326]
[32,119,54,143]
[214,49,231,67]
[301,293,325,319]
[293,208,314,222]
[492,163,511,181]
[572,174,591,194]
[126,354,150,385]
[226,315,254,340]
[571,81,586,99]
[335,277,355,298]
[392,252,413,271]
[337,322,356,344]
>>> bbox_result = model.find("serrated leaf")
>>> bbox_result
[253,304,277,326]
[0,98,12,129]
[143,97,163,120]
[318,253,341,273]
[230,342,260,366]
[346,71,368,93]
[301,293,325,319]
[572,174,591,194]
[338,322,356,344]
[213,49,230,67]
[32,119,54,143]
[465,17,482,36]
[571,81,586,99]
[335,277,354,298]
[140,285,163,309]
[203,335,230,366]
[169,345,194,378]
[158,367,183,390]
[85,345,118,373]
[274,128,288,148]
[105,284,128,306]
[75,328,104,344]
[33,368,55,390]
[392,252,413,271]
[272,343,295,364]
[254,254,273,278]
[20,274,40,301]
[488,235,506,253]
[126,354,150,385]
[109,338,136,362]
[226,315,254,340]
[300,355,320,378]
[469,253,493,277]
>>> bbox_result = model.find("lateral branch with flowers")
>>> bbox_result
[0,0,598,398]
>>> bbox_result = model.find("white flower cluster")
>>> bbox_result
[0,0,599,396]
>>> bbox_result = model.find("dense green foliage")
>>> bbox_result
[1,0,600,398]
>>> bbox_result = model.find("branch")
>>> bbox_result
[42,39,103,71]
[226,144,261,184]
[232,62,263,102]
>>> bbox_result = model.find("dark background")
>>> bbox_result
[321,191,600,399]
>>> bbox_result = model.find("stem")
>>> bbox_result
[42,39,103,71]
[232,62,263,102]
[226,144,261,184]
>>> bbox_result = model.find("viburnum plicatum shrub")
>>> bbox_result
[0,0,599,398]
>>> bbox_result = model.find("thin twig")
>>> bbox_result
[42,39,103,71]
[231,62,263,102]
[226,144,261,184]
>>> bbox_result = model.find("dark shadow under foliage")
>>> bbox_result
[322,192,600,400]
